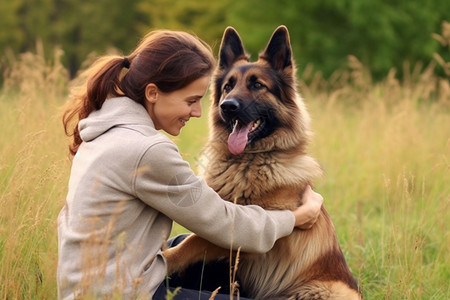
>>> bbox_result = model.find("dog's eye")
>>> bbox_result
[223,83,232,93]
[253,82,265,90]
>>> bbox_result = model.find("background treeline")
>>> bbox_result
[1,0,449,80]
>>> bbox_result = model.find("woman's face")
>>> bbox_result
[145,76,210,136]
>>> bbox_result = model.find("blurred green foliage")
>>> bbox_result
[0,0,449,79]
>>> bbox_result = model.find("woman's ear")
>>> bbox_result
[145,83,158,103]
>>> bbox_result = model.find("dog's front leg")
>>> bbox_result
[162,234,230,275]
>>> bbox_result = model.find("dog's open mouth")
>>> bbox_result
[228,119,262,155]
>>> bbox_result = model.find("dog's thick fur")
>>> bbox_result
[163,26,361,299]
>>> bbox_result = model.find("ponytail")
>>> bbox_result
[63,55,128,157]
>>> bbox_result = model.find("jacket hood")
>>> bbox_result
[79,97,154,142]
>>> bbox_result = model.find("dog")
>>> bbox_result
[163,25,362,300]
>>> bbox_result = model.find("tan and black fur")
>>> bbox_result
[163,26,362,300]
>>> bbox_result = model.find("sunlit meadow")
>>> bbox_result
[0,30,449,299]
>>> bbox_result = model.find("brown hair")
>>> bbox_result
[63,30,215,157]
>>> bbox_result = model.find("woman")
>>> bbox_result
[58,29,323,299]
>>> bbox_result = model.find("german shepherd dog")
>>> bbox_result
[163,26,361,299]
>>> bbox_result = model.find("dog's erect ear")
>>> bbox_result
[218,27,248,69]
[260,25,293,70]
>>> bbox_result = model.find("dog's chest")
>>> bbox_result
[203,153,300,207]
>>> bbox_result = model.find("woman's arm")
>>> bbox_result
[135,139,321,253]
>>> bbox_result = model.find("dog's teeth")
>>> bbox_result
[251,119,261,132]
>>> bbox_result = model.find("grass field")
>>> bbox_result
[0,44,449,299]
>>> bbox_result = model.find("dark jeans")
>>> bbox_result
[153,234,252,300]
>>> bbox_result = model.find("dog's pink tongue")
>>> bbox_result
[228,121,253,155]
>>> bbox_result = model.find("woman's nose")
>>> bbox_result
[191,102,202,118]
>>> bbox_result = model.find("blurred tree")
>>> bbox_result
[0,0,56,55]
[224,0,450,79]
[137,0,228,51]
[0,0,25,53]
[52,0,146,76]
[0,0,146,77]
[0,0,448,80]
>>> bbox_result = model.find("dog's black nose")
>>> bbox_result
[220,98,240,113]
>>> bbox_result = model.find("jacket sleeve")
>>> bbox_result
[133,140,295,253]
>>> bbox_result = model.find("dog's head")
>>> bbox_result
[210,26,312,155]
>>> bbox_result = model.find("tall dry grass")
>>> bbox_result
[0,24,449,299]
[302,59,449,299]
[0,42,71,299]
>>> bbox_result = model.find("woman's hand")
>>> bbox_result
[293,185,323,229]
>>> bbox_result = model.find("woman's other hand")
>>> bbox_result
[293,185,323,229]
